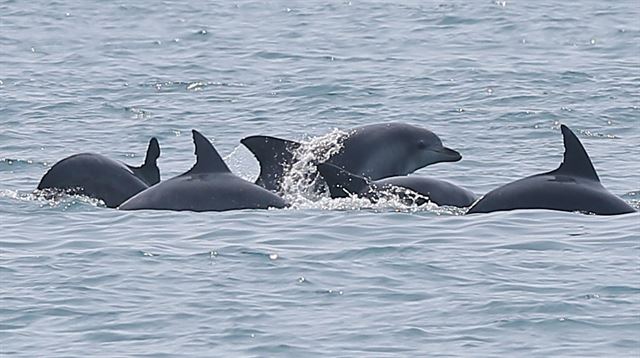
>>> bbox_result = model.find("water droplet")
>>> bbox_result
[65,12,70,17]
[269,253,278,260]
[297,276,305,283]
[198,29,207,35]
[31,47,36,53]
[285,7,292,12]
[187,82,205,91]
[590,38,596,45]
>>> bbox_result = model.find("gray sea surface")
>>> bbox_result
[1,0,639,357]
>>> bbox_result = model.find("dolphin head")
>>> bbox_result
[401,125,461,172]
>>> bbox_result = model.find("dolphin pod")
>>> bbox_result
[34,123,635,215]
[119,130,287,212]
[37,138,160,208]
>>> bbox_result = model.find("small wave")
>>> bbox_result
[622,191,640,210]
[577,129,619,139]
[140,80,247,92]
[1,158,49,169]
[122,106,152,120]
[594,285,640,295]
[490,240,583,251]
[1,189,105,210]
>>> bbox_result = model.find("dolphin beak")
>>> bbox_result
[436,147,462,162]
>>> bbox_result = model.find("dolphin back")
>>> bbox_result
[241,135,301,192]
[467,125,635,215]
[38,153,149,208]
[120,130,288,212]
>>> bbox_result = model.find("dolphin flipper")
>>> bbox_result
[317,162,371,198]
[241,135,301,192]
[128,137,161,186]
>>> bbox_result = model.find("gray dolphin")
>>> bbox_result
[119,130,287,212]
[317,162,477,207]
[241,122,462,193]
[466,125,635,215]
[37,138,160,208]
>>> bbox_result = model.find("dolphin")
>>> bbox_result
[317,162,477,207]
[466,125,635,215]
[119,130,287,212]
[37,138,160,208]
[241,122,462,193]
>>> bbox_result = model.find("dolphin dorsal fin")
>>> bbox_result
[553,125,599,181]
[127,137,161,186]
[144,137,161,166]
[317,162,370,198]
[240,135,301,192]
[187,130,230,174]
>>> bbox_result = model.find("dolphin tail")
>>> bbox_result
[316,162,371,198]
[550,125,600,181]
[240,135,301,192]
[128,137,161,186]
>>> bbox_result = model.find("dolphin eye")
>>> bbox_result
[417,140,428,150]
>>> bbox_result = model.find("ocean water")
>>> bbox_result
[1,0,639,356]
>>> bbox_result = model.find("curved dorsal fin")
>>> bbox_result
[317,162,370,198]
[240,135,301,192]
[144,137,160,165]
[127,137,161,186]
[552,125,599,181]
[186,130,230,174]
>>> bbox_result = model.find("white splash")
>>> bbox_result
[279,128,349,205]
[4,188,106,210]
[205,130,466,215]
